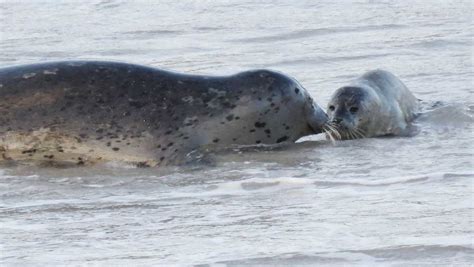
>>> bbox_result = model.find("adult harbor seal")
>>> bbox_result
[324,69,419,140]
[0,61,328,167]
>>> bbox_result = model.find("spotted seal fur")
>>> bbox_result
[0,61,328,166]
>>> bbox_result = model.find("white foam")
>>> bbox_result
[312,172,473,187]
[173,177,316,198]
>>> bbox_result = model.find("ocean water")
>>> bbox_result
[1,0,473,265]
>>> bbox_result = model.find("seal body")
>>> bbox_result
[0,61,327,166]
[325,70,419,140]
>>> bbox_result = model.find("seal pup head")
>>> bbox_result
[324,86,381,140]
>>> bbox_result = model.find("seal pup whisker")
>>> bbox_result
[353,128,366,139]
[326,123,342,140]
[322,125,335,144]
[323,123,341,143]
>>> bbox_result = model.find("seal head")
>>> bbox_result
[326,85,382,140]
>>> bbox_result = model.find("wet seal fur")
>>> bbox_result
[0,61,328,167]
[325,70,419,140]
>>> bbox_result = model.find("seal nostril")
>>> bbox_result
[333,118,342,124]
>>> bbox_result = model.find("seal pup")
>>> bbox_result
[0,61,328,167]
[325,69,419,140]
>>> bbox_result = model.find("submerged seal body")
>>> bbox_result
[325,70,419,140]
[0,61,327,166]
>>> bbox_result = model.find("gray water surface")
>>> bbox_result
[1,0,473,265]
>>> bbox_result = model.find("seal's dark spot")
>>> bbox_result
[137,162,150,168]
[226,114,234,121]
[276,136,289,143]
[254,122,266,128]
[167,142,174,147]
[285,126,290,130]
[160,156,165,161]
[43,155,54,159]
[77,161,85,166]
[22,149,37,154]
[235,116,240,120]
[106,142,111,147]
[165,130,172,135]
[213,138,220,143]
[112,147,120,151]
[249,129,256,133]
[264,129,271,134]
[256,140,261,144]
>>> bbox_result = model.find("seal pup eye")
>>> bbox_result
[329,105,335,111]
[349,107,359,113]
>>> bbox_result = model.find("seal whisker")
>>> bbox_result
[349,130,356,140]
[329,125,341,141]
[351,129,360,139]
[352,129,361,140]
[326,123,342,140]
[353,128,366,139]
[323,125,336,144]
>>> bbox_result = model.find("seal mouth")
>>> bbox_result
[322,122,366,142]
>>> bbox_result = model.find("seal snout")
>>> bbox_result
[331,117,343,124]
[305,101,329,134]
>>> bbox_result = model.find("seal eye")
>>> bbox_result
[350,107,359,113]
[329,105,335,111]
